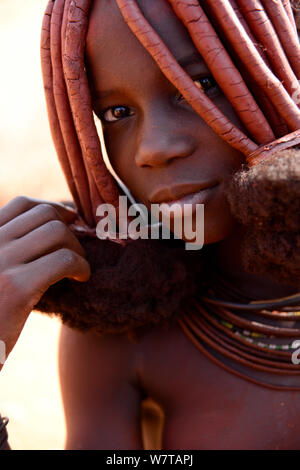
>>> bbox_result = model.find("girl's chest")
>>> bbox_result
[138,323,300,449]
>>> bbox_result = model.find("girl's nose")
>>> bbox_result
[134,109,197,168]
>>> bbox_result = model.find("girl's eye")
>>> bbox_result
[101,106,134,123]
[177,77,220,101]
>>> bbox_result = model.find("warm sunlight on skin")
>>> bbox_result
[0,0,67,450]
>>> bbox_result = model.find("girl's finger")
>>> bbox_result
[5,219,86,266]
[0,202,79,244]
[0,196,77,229]
[15,248,91,302]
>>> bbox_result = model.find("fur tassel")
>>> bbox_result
[35,238,200,335]
[224,148,300,287]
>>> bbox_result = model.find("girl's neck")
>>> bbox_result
[210,225,299,301]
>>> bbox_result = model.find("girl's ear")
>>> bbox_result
[223,148,300,288]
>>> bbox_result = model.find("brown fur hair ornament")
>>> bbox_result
[36,237,201,335]
[224,147,300,289]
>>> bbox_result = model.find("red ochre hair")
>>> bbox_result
[41,0,300,229]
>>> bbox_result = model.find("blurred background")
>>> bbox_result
[0,0,71,449]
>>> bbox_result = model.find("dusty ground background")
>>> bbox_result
[0,0,71,449]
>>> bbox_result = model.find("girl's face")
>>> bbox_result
[86,0,245,244]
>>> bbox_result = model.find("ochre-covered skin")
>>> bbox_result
[41,0,300,226]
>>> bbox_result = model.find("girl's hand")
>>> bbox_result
[0,196,91,366]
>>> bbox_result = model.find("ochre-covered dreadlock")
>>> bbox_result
[292,0,300,30]
[41,0,120,227]
[41,0,300,228]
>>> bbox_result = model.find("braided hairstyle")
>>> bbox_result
[37,0,300,335]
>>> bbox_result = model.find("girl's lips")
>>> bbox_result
[149,182,219,203]
[150,184,219,218]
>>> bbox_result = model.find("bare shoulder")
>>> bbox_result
[58,323,139,384]
[58,324,144,449]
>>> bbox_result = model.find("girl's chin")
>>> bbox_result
[166,212,238,247]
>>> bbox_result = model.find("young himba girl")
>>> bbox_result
[1,0,300,450]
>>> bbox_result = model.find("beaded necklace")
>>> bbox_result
[178,274,300,391]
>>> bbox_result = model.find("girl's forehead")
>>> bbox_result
[86,0,200,73]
